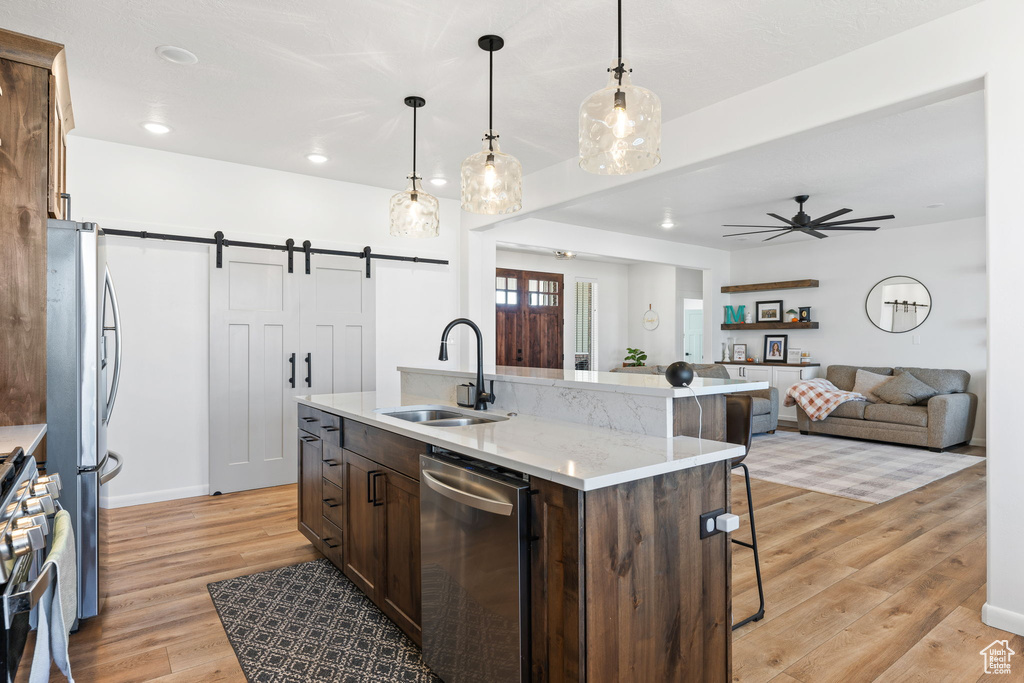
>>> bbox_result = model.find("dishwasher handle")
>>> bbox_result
[422,470,514,516]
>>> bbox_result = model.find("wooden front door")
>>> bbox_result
[496,268,564,369]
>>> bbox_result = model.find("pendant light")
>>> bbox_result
[390,96,440,238]
[461,35,522,215]
[579,0,661,175]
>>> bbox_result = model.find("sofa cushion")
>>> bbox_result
[750,396,772,416]
[894,367,970,395]
[826,365,894,391]
[829,401,867,420]
[692,363,731,380]
[852,369,891,403]
[874,372,940,406]
[863,403,929,428]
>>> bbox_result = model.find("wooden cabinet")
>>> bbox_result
[296,407,426,644]
[297,432,322,546]
[0,30,73,444]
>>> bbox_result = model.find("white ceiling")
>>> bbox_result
[496,242,641,266]
[1,0,983,201]
[536,89,987,250]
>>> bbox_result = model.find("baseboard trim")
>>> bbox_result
[101,484,209,509]
[983,602,1024,637]
[970,437,987,447]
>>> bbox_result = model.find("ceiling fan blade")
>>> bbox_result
[763,229,795,242]
[817,226,881,231]
[767,213,801,228]
[817,214,895,227]
[805,229,829,239]
[809,208,852,226]
[723,228,791,237]
[721,224,792,228]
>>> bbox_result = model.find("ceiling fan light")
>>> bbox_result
[461,133,522,214]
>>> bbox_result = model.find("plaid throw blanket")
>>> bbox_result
[785,379,865,421]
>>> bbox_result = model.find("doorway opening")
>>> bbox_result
[574,279,598,370]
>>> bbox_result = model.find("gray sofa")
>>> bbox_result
[796,365,978,452]
[692,363,779,435]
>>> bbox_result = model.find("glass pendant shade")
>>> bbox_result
[461,133,522,214]
[389,176,439,238]
[579,59,661,175]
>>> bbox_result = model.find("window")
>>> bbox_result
[575,280,597,370]
[495,276,518,306]
[528,278,559,307]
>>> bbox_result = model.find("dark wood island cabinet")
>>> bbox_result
[296,402,732,681]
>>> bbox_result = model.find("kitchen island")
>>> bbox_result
[296,390,746,682]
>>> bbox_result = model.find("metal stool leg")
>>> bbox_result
[731,462,765,630]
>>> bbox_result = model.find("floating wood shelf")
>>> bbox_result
[718,361,821,367]
[721,279,819,294]
[720,322,819,330]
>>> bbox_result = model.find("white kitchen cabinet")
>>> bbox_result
[723,363,820,422]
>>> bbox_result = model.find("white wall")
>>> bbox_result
[68,137,460,507]
[727,217,987,440]
[469,218,731,373]
[494,250,629,372]
[626,263,678,366]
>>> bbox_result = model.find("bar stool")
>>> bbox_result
[725,394,765,630]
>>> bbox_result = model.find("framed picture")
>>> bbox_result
[732,343,747,362]
[763,334,788,363]
[786,347,802,365]
[756,300,784,322]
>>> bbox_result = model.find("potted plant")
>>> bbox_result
[623,348,648,367]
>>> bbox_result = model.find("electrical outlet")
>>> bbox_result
[700,508,725,539]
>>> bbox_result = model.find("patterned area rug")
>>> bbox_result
[744,430,984,503]
[208,559,439,683]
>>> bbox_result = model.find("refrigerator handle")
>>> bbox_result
[100,451,123,485]
[103,267,123,423]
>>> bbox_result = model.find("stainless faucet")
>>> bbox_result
[438,318,495,411]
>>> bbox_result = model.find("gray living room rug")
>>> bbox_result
[744,430,984,503]
[208,559,440,683]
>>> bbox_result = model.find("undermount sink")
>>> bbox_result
[376,405,510,427]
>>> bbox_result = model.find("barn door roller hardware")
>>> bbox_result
[100,228,448,278]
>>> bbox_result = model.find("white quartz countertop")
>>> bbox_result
[399,365,768,398]
[0,424,46,457]
[297,392,743,491]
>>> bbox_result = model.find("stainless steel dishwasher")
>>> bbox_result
[420,451,530,683]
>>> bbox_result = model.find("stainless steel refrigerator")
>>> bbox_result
[46,219,125,621]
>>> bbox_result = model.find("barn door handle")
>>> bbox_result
[305,353,312,387]
[289,353,296,388]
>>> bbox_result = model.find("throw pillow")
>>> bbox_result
[852,369,890,403]
[874,371,940,406]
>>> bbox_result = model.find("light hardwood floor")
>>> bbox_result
[22,444,1015,682]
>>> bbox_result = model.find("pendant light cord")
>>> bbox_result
[488,48,494,152]
[412,104,418,178]
[615,0,623,88]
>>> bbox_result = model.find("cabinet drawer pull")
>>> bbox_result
[323,539,339,548]
[371,471,384,507]
[301,435,319,443]
[301,417,317,423]
[323,460,339,467]
[322,426,339,432]
[322,498,339,508]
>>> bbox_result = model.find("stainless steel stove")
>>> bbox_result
[0,447,62,683]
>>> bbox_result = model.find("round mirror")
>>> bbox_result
[865,276,931,333]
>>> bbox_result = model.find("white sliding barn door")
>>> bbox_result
[301,256,375,396]
[210,249,299,494]
[209,249,375,495]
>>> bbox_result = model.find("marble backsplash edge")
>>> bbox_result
[400,370,672,438]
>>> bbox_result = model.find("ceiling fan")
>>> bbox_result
[723,195,895,241]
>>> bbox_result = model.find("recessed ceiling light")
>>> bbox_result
[429,178,447,187]
[155,45,199,65]
[142,122,171,135]
[926,203,945,209]
[660,220,675,229]
[306,153,328,164]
